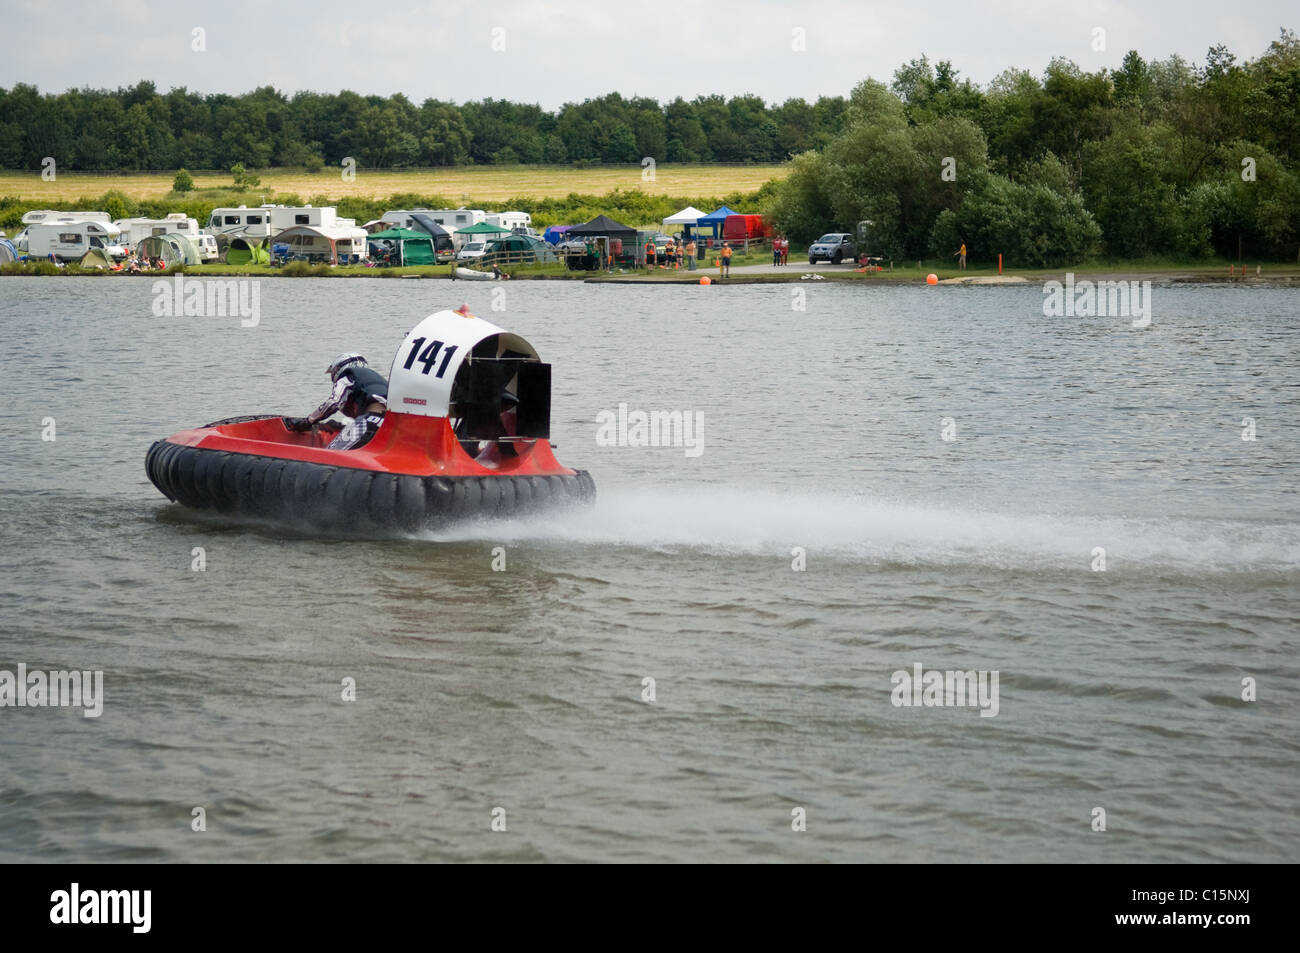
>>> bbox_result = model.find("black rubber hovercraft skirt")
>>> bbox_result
[145,441,596,533]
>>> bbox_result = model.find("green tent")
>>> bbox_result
[455,221,511,237]
[77,247,113,269]
[227,236,270,265]
[368,227,435,265]
[484,233,559,264]
[163,232,201,265]
[139,234,182,265]
[139,233,200,266]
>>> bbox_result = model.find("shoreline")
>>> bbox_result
[4,264,1299,285]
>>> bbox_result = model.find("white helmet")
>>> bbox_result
[326,352,367,380]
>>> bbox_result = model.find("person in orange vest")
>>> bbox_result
[721,241,733,277]
[955,241,967,270]
[685,237,697,270]
[663,237,674,269]
[645,239,655,269]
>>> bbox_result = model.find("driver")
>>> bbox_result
[285,352,388,450]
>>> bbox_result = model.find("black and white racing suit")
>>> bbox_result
[306,366,388,450]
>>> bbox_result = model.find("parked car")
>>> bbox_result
[456,242,487,262]
[808,232,856,264]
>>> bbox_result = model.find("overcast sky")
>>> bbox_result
[1,0,1293,107]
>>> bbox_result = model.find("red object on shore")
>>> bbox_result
[722,214,770,242]
[998,253,1002,275]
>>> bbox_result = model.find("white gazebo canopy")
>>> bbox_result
[664,206,706,226]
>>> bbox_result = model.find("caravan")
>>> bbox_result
[26,221,127,262]
[124,216,218,262]
[115,214,217,261]
[383,208,486,247]
[485,211,535,236]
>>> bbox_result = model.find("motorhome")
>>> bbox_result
[25,221,127,262]
[204,205,348,242]
[21,209,111,226]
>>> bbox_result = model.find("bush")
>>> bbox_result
[929,173,1101,267]
[230,163,261,190]
[173,168,194,192]
[304,155,325,173]
[1,260,63,276]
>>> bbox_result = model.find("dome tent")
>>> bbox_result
[77,247,113,269]
[226,236,270,265]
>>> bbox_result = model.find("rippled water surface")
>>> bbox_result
[1,275,1297,862]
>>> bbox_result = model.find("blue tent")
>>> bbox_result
[0,237,17,263]
[543,225,572,245]
[696,206,740,239]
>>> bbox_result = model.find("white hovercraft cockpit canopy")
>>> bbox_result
[386,309,552,442]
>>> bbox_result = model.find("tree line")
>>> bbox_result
[0,85,847,170]
[769,31,1300,263]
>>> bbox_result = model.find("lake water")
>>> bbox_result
[1,275,1297,862]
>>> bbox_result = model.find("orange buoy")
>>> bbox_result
[700,276,711,285]
[926,273,938,285]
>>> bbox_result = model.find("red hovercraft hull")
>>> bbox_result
[145,415,594,532]
[144,308,595,532]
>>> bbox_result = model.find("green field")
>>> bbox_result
[0,164,790,204]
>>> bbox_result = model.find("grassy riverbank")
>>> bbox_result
[7,258,1298,283]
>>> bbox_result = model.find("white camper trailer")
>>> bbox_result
[485,211,534,235]
[115,215,218,261]
[383,208,486,241]
[115,214,201,245]
[25,221,127,262]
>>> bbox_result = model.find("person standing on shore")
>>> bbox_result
[780,237,789,265]
[685,237,697,270]
[955,241,967,270]
[645,238,655,270]
[773,238,782,267]
[721,241,733,277]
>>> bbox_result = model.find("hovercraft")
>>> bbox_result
[145,309,595,532]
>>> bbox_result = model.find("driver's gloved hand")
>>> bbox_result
[318,420,344,434]
[283,417,314,432]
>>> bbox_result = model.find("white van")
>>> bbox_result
[193,234,219,262]
[26,222,127,262]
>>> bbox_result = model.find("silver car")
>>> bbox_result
[808,232,856,264]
